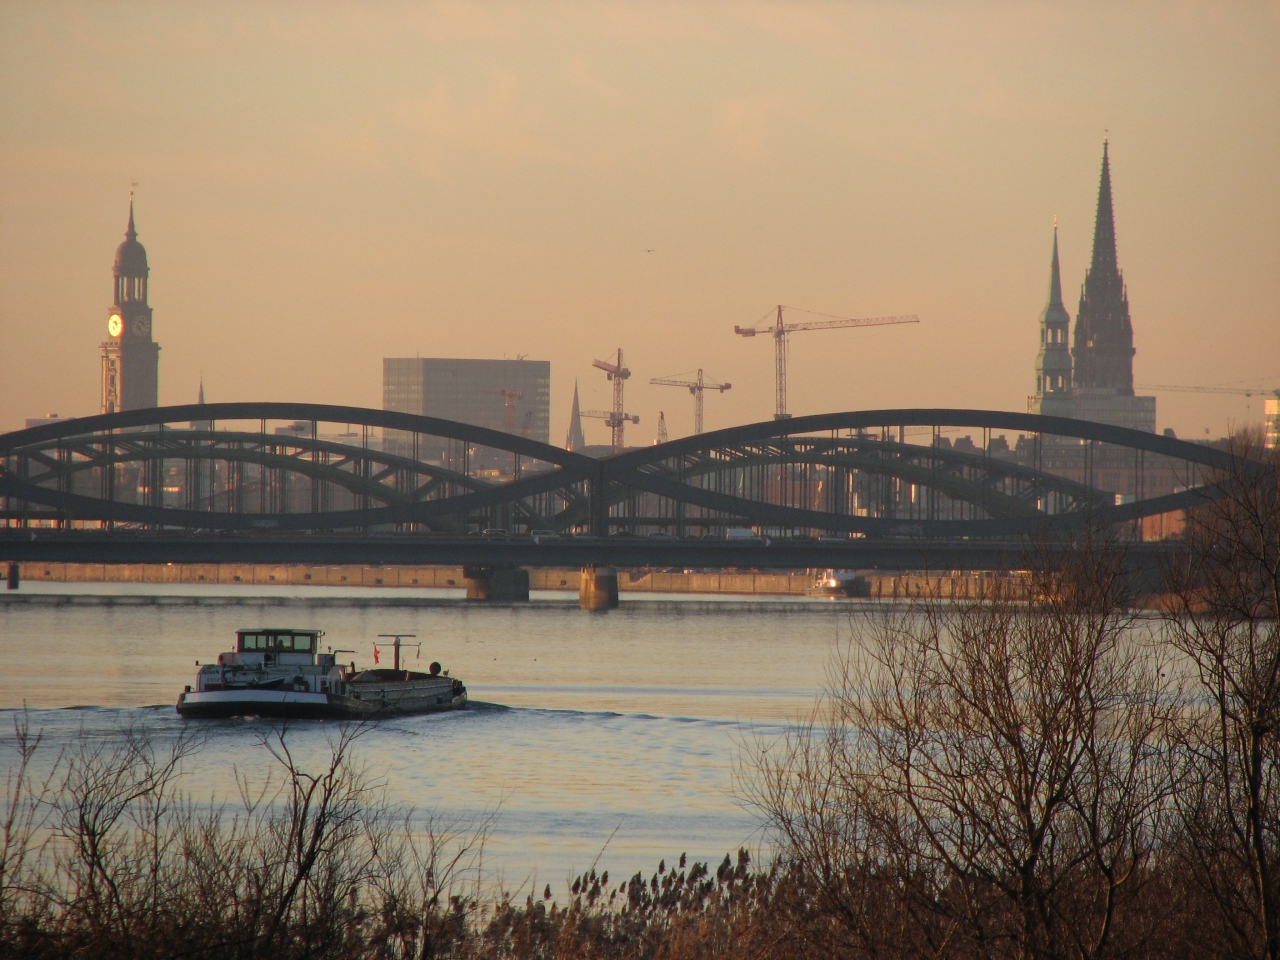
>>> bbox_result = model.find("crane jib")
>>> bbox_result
[734,307,921,419]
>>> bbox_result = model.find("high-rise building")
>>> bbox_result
[101,197,160,413]
[1265,396,1279,452]
[1029,142,1155,432]
[383,358,550,464]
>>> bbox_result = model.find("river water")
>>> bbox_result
[0,583,851,886]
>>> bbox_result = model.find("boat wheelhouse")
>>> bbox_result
[176,627,467,720]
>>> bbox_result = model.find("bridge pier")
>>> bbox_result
[6,563,17,591]
[463,565,529,602]
[579,566,619,610]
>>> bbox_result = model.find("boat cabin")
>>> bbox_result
[219,628,332,668]
[238,629,320,654]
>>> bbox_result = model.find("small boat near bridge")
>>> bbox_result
[176,628,467,720]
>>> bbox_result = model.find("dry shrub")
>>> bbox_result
[746,538,1176,960]
[0,718,487,960]
[1163,433,1280,960]
[0,718,792,960]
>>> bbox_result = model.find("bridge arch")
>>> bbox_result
[0,403,1257,538]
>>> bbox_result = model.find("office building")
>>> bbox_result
[383,358,550,465]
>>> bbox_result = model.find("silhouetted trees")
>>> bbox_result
[748,538,1172,960]
[1162,433,1280,960]
[2,440,1278,958]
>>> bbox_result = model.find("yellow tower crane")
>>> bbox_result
[734,305,919,420]
[582,349,639,453]
[649,369,731,435]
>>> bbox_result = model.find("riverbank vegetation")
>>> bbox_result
[0,439,1276,959]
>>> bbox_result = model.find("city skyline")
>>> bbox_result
[1,3,1277,441]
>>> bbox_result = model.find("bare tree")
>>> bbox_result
[0,710,59,940]
[748,539,1172,960]
[48,720,203,944]
[0,715,500,958]
[1164,433,1280,960]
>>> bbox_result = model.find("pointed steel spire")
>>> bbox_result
[197,376,205,405]
[126,192,137,241]
[565,380,586,451]
[1089,138,1117,277]
[1048,220,1064,308]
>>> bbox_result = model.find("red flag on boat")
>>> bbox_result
[373,645,380,665]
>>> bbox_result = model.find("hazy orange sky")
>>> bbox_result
[2,2,1277,441]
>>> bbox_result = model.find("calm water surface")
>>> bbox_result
[0,583,853,884]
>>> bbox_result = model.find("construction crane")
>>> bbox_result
[734,305,919,419]
[649,369,731,435]
[482,387,523,434]
[583,348,639,453]
[1138,383,1280,397]
[656,411,669,445]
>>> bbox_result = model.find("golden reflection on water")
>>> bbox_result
[0,586,849,880]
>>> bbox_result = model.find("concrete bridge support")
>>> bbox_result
[6,563,17,590]
[579,566,619,610]
[463,566,530,601]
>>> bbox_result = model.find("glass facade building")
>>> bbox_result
[383,358,551,464]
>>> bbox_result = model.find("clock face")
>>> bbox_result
[107,314,123,337]
[132,316,151,337]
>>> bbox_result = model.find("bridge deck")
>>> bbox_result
[0,531,1181,573]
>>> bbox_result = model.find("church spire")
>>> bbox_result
[1089,138,1117,278]
[103,190,159,415]
[1072,137,1135,395]
[1048,219,1064,308]
[1033,221,1072,406]
[565,380,586,451]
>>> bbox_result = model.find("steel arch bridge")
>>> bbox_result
[0,402,1249,540]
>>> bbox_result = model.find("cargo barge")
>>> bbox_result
[176,628,466,720]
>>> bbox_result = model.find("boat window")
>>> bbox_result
[237,632,316,653]
[272,633,316,652]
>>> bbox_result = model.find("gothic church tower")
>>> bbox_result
[101,197,160,414]
[1031,222,1074,417]
[1032,140,1154,432]
[1071,139,1135,395]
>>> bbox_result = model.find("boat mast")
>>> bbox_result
[377,634,420,672]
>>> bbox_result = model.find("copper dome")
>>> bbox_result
[113,201,149,277]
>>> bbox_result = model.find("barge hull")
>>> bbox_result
[177,689,467,721]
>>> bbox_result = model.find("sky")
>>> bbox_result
[1,1,1278,442]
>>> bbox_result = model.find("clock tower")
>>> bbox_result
[101,197,160,413]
